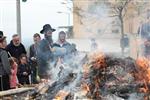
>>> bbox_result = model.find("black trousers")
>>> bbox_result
[0,75,10,91]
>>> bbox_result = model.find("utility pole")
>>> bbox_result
[16,0,21,41]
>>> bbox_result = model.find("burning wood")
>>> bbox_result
[54,90,69,100]
[82,53,150,100]
[2,52,150,100]
[28,73,77,99]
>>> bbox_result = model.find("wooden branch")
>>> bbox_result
[0,87,35,97]
[122,0,131,9]
[109,14,119,17]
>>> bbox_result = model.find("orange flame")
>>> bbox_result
[81,83,90,92]
[54,90,69,100]
[89,52,106,69]
[136,57,150,93]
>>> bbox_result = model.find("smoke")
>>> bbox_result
[78,1,113,38]
[47,52,87,98]
[72,1,123,55]
[137,21,150,59]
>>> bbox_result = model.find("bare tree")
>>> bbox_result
[109,0,131,56]
[110,0,149,56]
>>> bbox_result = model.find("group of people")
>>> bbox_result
[0,24,76,91]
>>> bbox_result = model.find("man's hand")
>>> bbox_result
[23,72,28,75]
[31,57,36,61]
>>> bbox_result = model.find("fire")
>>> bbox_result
[54,90,69,100]
[81,83,90,93]
[55,96,61,100]
[89,51,106,69]
[136,57,150,93]
[136,57,150,70]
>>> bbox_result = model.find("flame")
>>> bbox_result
[54,90,69,100]
[136,57,150,93]
[55,96,61,100]
[89,51,106,69]
[136,57,150,70]
[81,83,90,92]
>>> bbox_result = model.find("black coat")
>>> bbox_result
[6,41,26,59]
[37,39,53,77]
[17,64,31,85]
[29,44,38,66]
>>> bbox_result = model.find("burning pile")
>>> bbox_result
[2,52,150,100]
[82,52,150,100]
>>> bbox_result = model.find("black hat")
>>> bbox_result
[40,24,56,34]
[0,31,3,38]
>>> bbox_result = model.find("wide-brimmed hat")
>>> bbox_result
[40,24,56,34]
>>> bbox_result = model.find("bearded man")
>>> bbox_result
[6,34,26,60]
[37,24,55,79]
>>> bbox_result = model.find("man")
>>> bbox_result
[53,31,77,68]
[144,37,150,59]
[6,34,26,59]
[90,38,98,51]
[0,36,11,91]
[138,9,150,56]
[37,24,55,79]
[29,33,41,84]
[53,31,74,58]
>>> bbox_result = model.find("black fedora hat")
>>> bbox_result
[40,24,56,34]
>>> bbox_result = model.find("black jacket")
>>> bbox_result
[6,41,26,59]
[17,64,31,84]
[29,44,37,59]
[36,39,53,77]
[0,48,11,75]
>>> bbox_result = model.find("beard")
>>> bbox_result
[60,39,65,43]
[14,43,20,46]
[45,34,53,43]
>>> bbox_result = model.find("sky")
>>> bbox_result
[0,0,73,47]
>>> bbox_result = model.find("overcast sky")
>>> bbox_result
[0,0,73,46]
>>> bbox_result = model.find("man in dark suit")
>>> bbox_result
[37,24,56,79]
[29,33,41,84]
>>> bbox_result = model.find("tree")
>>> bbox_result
[109,0,131,56]
[110,0,150,56]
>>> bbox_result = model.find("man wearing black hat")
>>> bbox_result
[37,24,56,80]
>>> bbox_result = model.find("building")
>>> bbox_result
[73,0,150,58]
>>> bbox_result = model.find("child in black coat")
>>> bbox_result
[17,54,31,85]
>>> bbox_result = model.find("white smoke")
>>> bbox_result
[48,52,87,96]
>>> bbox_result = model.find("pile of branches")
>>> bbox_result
[84,53,150,100]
